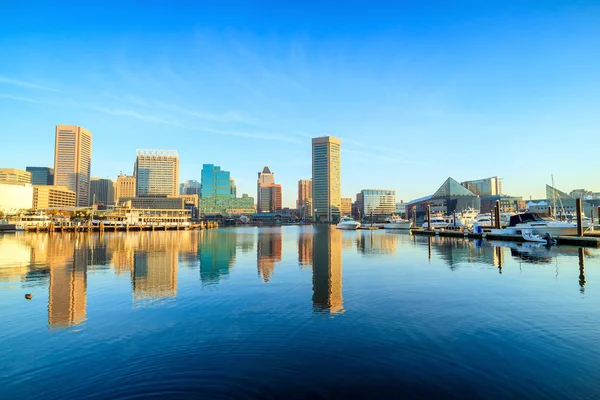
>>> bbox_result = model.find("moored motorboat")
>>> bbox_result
[336,216,361,230]
[422,216,449,230]
[383,217,412,230]
[491,213,578,237]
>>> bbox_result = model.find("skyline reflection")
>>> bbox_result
[0,228,597,329]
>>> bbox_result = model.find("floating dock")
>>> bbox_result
[410,228,600,248]
[19,221,219,234]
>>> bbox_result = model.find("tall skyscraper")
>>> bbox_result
[54,125,92,207]
[297,179,312,209]
[312,136,341,223]
[257,166,275,213]
[200,164,232,198]
[90,178,116,206]
[134,150,179,196]
[116,174,136,202]
[26,166,54,185]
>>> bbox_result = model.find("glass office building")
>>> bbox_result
[201,164,232,198]
[361,189,396,216]
[26,167,54,185]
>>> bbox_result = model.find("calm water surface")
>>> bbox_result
[1,226,600,399]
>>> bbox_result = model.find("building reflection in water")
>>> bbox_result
[48,255,87,329]
[298,230,313,268]
[132,251,178,302]
[199,230,237,285]
[356,230,398,255]
[257,229,282,283]
[312,226,344,315]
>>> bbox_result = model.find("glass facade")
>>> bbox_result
[361,190,396,216]
[201,164,232,198]
[26,167,54,185]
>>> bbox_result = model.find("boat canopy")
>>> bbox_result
[507,213,543,227]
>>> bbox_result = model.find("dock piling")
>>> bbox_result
[426,205,431,231]
[576,198,583,237]
[495,200,501,229]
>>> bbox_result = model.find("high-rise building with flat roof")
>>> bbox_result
[134,150,179,196]
[26,166,54,185]
[0,168,31,185]
[361,189,396,216]
[259,184,283,213]
[116,174,136,202]
[312,136,341,223]
[54,125,92,207]
[201,164,232,198]
[257,166,275,213]
[90,178,116,206]
[297,179,312,208]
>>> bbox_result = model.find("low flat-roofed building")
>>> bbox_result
[120,195,185,210]
[0,168,32,185]
[33,185,76,209]
[0,183,34,214]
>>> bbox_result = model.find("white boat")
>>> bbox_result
[491,213,578,237]
[521,230,555,244]
[336,216,361,230]
[422,216,449,230]
[456,207,479,228]
[14,213,52,230]
[383,216,412,230]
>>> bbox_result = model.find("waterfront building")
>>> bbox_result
[54,125,92,207]
[341,198,352,216]
[395,201,407,217]
[200,164,255,215]
[26,167,54,185]
[257,166,275,213]
[200,164,231,198]
[360,189,396,216]
[135,150,179,196]
[120,195,186,210]
[0,183,34,214]
[0,168,32,185]
[406,177,480,220]
[199,193,255,215]
[180,180,200,195]
[90,178,116,206]
[480,195,525,214]
[33,185,77,209]
[312,136,341,223]
[259,184,282,213]
[116,174,136,202]
[461,176,502,197]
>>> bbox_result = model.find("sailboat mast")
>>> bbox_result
[551,174,557,218]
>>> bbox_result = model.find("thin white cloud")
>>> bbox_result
[0,76,59,92]
[0,93,44,104]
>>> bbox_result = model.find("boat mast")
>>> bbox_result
[551,174,557,218]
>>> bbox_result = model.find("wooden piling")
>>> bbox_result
[426,205,431,231]
[495,200,501,229]
[576,198,583,237]
[453,211,456,228]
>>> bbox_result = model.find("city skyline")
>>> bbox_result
[2,2,600,207]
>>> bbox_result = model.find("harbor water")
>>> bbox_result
[1,226,600,399]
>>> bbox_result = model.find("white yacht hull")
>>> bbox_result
[383,222,412,230]
[336,223,360,230]
[492,226,578,237]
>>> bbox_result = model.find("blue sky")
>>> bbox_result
[1,1,599,207]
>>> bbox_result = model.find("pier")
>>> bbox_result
[410,228,600,248]
[20,221,219,234]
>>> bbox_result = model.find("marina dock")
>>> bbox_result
[410,228,600,248]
